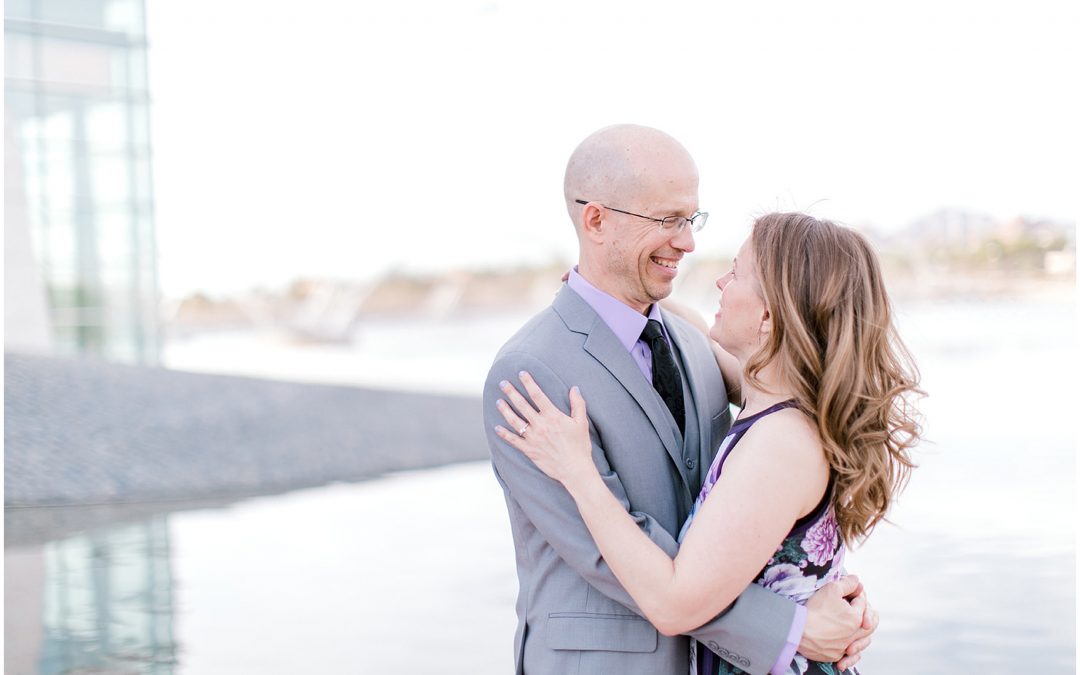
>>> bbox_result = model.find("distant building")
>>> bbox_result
[905,207,998,252]
[4,0,159,363]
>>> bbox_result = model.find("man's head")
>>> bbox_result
[564,124,701,314]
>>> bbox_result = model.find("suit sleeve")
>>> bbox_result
[484,350,797,675]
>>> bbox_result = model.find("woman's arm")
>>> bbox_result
[495,373,829,636]
[660,298,743,406]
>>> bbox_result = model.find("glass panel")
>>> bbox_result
[4,31,36,80]
[48,281,98,313]
[39,37,114,90]
[4,0,35,21]
[104,0,145,35]
[6,0,157,366]
[106,334,136,362]
[96,208,133,265]
[84,100,128,153]
[39,147,77,214]
[37,0,145,35]
[128,103,151,147]
[90,154,131,204]
[118,47,148,92]
[4,90,38,126]
[42,257,78,286]
[41,106,76,143]
[51,323,80,356]
[44,221,78,277]
[130,157,152,203]
[34,94,145,146]
[103,300,135,339]
[39,0,108,31]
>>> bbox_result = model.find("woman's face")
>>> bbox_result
[709,237,769,358]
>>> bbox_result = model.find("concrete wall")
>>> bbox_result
[4,354,488,507]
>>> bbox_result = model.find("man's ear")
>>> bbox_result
[580,202,605,243]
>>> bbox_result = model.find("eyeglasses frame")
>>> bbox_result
[574,199,708,233]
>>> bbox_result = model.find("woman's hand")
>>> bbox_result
[494,371,594,489]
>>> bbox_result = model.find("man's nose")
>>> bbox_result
[671,224,695,252]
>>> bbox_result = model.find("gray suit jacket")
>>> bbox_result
[484,286,797,675]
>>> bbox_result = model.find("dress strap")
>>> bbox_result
[732,399,799,427]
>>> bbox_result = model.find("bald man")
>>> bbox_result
[483,125,872,675]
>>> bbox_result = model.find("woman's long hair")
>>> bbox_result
[745,212,923,545]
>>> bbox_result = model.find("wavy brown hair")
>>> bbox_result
[745,212,922,545]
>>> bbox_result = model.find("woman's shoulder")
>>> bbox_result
[737,406,827,471]
[733,407,830,517]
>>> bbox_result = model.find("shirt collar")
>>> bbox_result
[567,267,667,352]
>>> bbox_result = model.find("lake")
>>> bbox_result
[5,294,1076,674]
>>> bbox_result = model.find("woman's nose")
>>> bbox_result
[716,271,733,290]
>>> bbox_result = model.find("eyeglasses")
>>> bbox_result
[575,199,708,233]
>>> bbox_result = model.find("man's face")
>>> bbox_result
[602,155,699,314]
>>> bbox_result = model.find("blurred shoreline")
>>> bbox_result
[164,264,1075,345]
[165,208,1075,342]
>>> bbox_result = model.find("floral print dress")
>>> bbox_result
[678,401,857,675]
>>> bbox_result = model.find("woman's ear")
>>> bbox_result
[759,307,772,337]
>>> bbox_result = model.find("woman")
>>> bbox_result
[493,212,922,674]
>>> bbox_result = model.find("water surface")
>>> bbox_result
[6,297,1075,673]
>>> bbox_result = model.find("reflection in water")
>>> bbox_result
[34,519,176,674]
[6,466,520,675]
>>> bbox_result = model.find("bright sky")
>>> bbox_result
[147,0,1078,298]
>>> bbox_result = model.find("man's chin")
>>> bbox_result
[648,283,674,303]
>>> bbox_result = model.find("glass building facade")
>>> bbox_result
[5,0,159,363]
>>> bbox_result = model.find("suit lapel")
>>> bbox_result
[554,287,693,501]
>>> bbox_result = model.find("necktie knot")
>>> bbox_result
[640,319,665,344]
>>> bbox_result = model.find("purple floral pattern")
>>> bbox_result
[760,563,821,604]
[801,513,840,567]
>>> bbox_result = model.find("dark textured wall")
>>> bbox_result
[4,353,487,507]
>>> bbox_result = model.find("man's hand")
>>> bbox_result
[837,595,877,671]
[799,575,877,669]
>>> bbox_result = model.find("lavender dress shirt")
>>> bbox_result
[566,268,805,675]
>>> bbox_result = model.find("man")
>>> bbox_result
[483,125,874,674]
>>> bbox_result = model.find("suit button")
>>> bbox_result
[685,457,696,470]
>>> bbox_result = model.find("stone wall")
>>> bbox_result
[4,354,488,507]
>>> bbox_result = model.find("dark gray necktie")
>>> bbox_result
[640,319,685,435]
